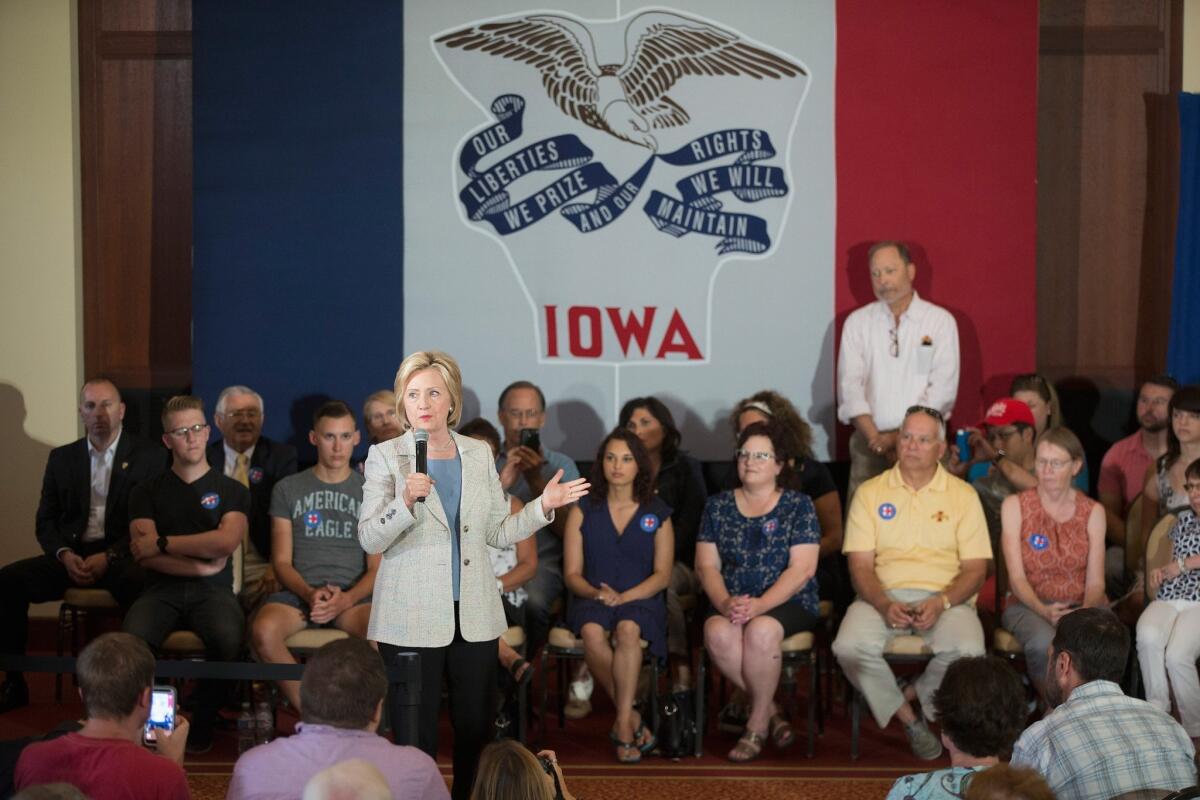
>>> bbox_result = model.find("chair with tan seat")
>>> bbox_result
[282,627,349,656]
[849,634,933,759]
[55,588,121,701]
[694,628,823,758]
[538,625,658,735]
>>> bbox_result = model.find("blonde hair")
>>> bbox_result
[470,740,553,800]
[362,390,397,422]
[161,395,205,429]
[393,351,463,430]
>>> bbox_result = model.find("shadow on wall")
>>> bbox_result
[0,383,54,562]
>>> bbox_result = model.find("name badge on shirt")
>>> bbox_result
[639,514,660,533]
[200,493,221,510]
[878,503,897,520]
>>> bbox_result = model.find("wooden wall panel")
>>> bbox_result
[79,0,191,390]
[1037,0,1181,387]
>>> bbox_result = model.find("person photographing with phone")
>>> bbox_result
[15,633,189,800]
[832,407,992,761]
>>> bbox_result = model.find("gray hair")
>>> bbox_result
[215,385,264,417]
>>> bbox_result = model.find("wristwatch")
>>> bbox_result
[940,593,952,611]
[156,536,170,554]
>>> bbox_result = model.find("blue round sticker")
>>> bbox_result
[878,503,897,520]
[248,467,264,485]
[200,492,220,510]
[639,514,660,533]
[1028,533,1049,551]
[304,511,323,529]
[761,518,779,535]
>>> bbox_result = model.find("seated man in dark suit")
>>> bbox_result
[207,385,297,609]
[0,378,166,713]
[123,394,250,753]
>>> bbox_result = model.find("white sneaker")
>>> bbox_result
[564,673,594,719]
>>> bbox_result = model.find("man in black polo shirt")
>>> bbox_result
[122,395,250,753]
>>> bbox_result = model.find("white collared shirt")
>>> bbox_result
[837,291,960,431]
[83,429,122,542]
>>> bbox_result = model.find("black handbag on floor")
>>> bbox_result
[656,689,696,759]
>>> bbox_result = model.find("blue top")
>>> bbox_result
[885,766,984,800]
[697,489,820,615]
[428,452,463,601]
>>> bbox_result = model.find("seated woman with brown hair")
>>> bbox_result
[696,421,821,762]
[471,741,576,800]
[563,429,673,763]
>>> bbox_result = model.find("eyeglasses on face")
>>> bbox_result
[1035,457,1072,471]
[167,423,209,439]
[224,409,261,421]
[735,449,776,462]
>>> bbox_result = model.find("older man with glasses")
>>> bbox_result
[832,406,992,760]
[207,385,297,609]
[836,241,960,501]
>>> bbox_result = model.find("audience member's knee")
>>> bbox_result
[614,620,641,647]
[744,618,782,654]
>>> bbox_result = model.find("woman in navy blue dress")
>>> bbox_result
[564,429,674,763]
[696,421,821,762]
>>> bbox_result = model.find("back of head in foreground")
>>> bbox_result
[76,632,155,721]
[302,759,392,800]
[471,741,567,800]
[12,784,90,800]
[1047,606,1129,705]
[965,764,1057,800]
[933,656,1028,761]
[299,638,388,730]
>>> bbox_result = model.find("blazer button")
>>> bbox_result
[463,525,470,533]
[463,559,470,566]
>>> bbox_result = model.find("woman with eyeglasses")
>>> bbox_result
[695,421,820,762]
[1137,456,1200,752]
[999,427,1105,701]
[563,428,673,764]
[1140,387,1200,544]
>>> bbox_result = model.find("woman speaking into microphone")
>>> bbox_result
[358,351,588,800]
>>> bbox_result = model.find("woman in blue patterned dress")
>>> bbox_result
[1137,456,1200,749]
[696,421,821,762]
[564,429,674,763]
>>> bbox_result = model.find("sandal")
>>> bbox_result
[727,730,765,763]
[634,721,657,754]
[768,713,796,749]
[609,730,642,763]
[507,657,532,687]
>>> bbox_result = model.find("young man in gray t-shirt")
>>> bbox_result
[252,400,380,710]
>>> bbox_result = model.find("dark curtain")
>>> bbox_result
[1168,93,1200,382]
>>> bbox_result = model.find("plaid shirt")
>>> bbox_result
[1011,680,1196,800]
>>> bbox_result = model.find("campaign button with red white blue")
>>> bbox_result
[1028,533,1049,551]
[878,502,897,520]
[761,518,779,535]
[304,511,323,529]
[639,514,660,532]
[200,492,221,510]
[248,467,264,485]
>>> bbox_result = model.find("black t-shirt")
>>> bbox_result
[128,468,251,588]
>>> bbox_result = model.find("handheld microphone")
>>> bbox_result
[413,430,428,504]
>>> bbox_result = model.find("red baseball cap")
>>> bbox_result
[980,398,1036,429]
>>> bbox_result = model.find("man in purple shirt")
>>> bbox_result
[228,638,448,800]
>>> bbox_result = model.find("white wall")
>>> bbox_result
[1186,0,1200,92]
[0,0,83,614]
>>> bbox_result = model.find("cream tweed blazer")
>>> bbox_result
[357,429,551,647]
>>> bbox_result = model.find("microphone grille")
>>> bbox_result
[413,430,429,443]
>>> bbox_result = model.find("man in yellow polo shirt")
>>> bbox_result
[832,406,991,760]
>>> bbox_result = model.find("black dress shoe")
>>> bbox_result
[0,678,29,714]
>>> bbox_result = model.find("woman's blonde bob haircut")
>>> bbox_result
[393,351,464,430]
[469,740,553,800]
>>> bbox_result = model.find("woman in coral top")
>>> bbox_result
[1000,427,1106,700]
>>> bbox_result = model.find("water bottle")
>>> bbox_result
[254,700,274,745]
[236,702,255,754]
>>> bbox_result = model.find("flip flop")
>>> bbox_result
[609,729,642,763]
[507,657,532,687]
[635,721,657,754]
[768,713,796,749]
[728,730,765,763]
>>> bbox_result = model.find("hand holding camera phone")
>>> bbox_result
[519,427,541,453]
[143,685,176,747]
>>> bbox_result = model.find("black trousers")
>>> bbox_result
[379,603,497,800]
[0,548,143,677]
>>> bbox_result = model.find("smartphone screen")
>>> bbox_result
[143,686,176,746]
[519,428,540,452]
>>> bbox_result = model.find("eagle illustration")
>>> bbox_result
[436,11,806,151]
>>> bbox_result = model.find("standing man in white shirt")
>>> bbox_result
[838,241,960,500]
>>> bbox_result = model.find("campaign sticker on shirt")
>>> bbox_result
[639,514,660,533]
[248,467,264,485]
[1028,533,1049,551]
[878,503,897,520]
[200,492,220,510]
[761,518,779,535]
[304,511,323,529]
